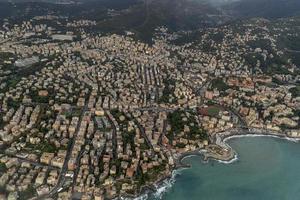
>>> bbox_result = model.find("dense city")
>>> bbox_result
[0,11,299,200]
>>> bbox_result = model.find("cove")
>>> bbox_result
[150,136,300,200]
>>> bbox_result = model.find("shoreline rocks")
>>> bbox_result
[119,127,300,199]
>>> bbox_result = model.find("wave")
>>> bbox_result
[125,132,300,200]
[152,169,183,199]
[214,133,300,164]
[121,193,149,200]
[215,153,238,164]
[121,169,183,200]
[181,154,200,162]
[224,134,300,143]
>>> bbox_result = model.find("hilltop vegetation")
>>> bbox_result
[226,0,300,18]
[1,0,300,42]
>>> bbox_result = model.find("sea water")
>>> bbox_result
[148,137,300,200]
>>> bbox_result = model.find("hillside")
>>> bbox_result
[226,0,300,18]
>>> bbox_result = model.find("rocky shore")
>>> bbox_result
[120,127,300,199]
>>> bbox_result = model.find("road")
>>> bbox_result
[33,77,243,199]
[195,78,247,127]
[196,79,211,97]
[71,139,90,194]
[158,119,168,146]
[134,106,175,113]
[284,48,300,53]
[105,111,118,159]
[15,156,59,170]
[212,127,289,146]
[35,104,88,200]
[0,38,12,45]
[135,119,154,151]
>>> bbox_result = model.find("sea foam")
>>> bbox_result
[121,169,183,200]
[121,193,148,200]
[215,154,238,164]
[224,134,300,143]
[152,169,183,199]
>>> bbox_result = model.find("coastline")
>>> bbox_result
[205,127,300,162]
[208,127,300,162]
[121,127,300,200]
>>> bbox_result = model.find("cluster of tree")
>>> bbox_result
[168,110,208,141]
[159,78,177,104]
[18,186,36,200]
[289,86,300,98]
[210,78,229,91]
[26,140,57,154]
[244,52,291,75]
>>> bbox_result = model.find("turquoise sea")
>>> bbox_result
[148,137,300,200]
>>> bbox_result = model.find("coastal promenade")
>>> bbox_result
[204,127,300,162]
[173,126,300,167]
[175,150,204,169]
[113,127,300,199]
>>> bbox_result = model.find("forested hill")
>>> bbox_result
[225,0,300,18]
